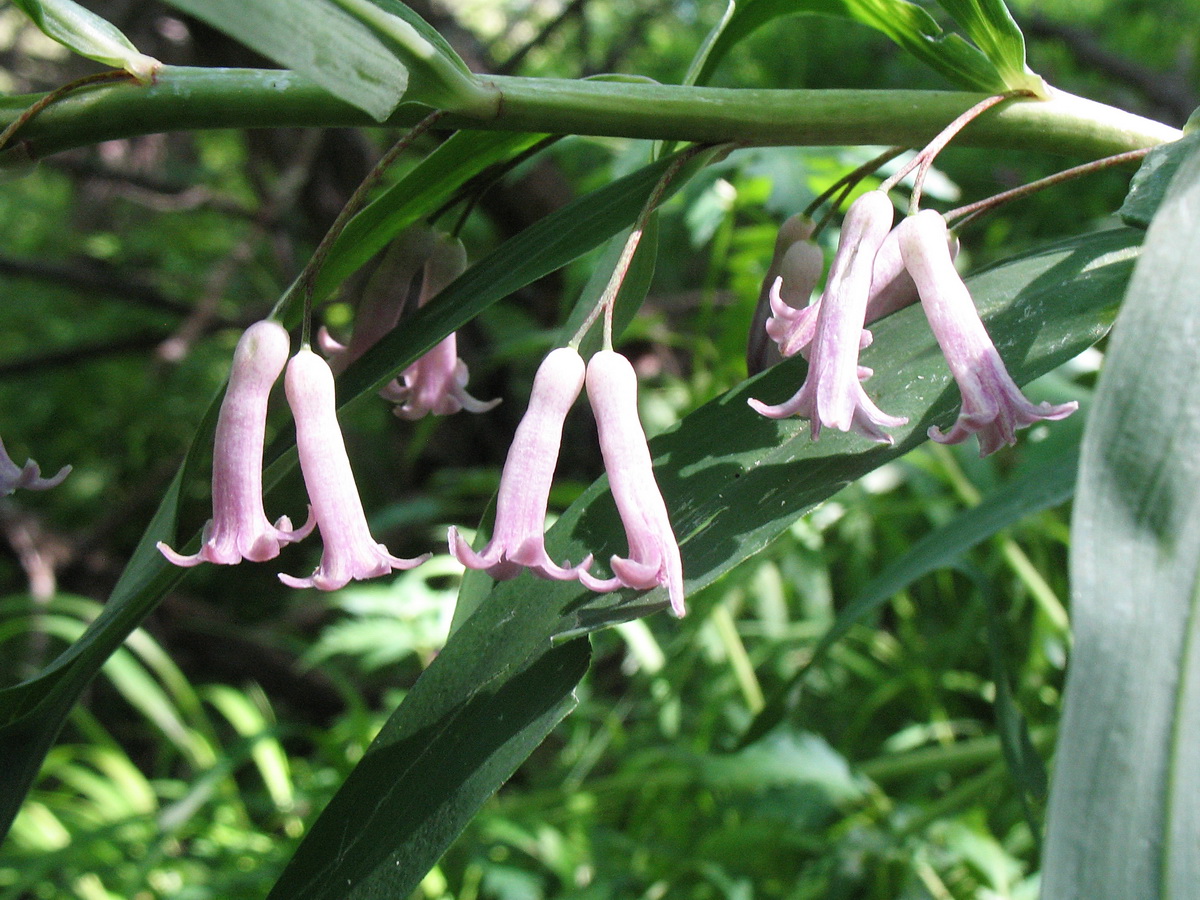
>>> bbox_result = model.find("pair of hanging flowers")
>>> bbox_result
[751,189,1077,454]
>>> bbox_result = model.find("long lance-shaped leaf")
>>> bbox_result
[1041,139,1200,900]
[267,226,1138,899]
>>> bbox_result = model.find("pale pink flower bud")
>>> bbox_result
[0,436,70,496]
[578,351,685,617]
[158,321,313,567]
[749,191,908,444]
[448,347,592,580]
[897,210,1077,456]
[382,234,500,420]
[280,349,428,590]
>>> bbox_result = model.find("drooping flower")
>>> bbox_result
[0,436,70,496]
[749,190,908,444]
[158,321,313,567]
[897,209,1077,456]
[448,347,593,580]
[318,226,435,374]
[380,233,500,420]
[578,350,685,617]
[280,348,428,590]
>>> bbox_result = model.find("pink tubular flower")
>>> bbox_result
[448,347,592,581]
[280,349,428,590]
[381,234,500,420]
[749,190,908,444]
[158,321,313,567]
[897,209,1077,456]
[578,351,685,618]
[0,436,70,496]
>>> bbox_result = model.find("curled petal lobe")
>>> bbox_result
[897,210,1077,457]
[579,351,685,617]
[0,436,70,496]
[448,347,591,580]
[750,191,907,444]
[280,349,427,590]
[157,320,313,567]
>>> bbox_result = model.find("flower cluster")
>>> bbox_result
[751,190,1076,454]
[158,326,685,614]
[157,320,426,590]
[451,347,685,617]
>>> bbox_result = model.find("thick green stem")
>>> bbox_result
[0,66,1179,166]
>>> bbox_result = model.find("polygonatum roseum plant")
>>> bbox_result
[578,350,686,617]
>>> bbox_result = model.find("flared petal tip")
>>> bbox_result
[156,540,205,568]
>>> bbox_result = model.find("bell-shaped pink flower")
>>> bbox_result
[158,321,313,567]
[448,347,592,581]
[381,234,500,420]
[750,191,908,444]
[897,210,1077,456]
[0,436,70,496]
[749,214,821,373]
[280,349,428,590]
[319,227,435,375]
[578,351,685,617]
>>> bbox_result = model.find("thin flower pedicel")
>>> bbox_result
[158,321,313,567]
[280,348,428,590]
[897,210,1077,456]
[449,347,592,580]
[578,350,685,618]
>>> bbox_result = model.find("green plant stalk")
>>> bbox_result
[0,67,1179,165]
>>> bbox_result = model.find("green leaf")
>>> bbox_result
[1042,142,1200,899]
[268,226,1137,898]
[11,0,159,81]
[691,0,1008,93]
[936,0,1046,95]
[1119,132,1199,228]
